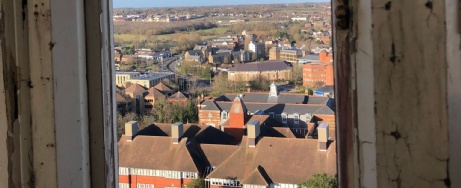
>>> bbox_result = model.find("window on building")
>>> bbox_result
[294,114,300,124]
[269,112,275,118]
[221,111,228,120]
[119,183,130,188]
[281,113,287,123]
[208,112,213,119]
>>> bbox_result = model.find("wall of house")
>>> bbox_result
[198,110,222,127]
[228,70,292,82]
[302,64,334,86]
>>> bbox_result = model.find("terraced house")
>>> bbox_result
[227,61,292,82]
[118,120,336,188]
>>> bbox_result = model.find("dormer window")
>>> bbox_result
[281,113,287,123]
[306,113,312,121]
[221,111,228,120]
[294,113,300,124]
[269,112,275,118]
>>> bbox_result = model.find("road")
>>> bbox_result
[165,57,212,92]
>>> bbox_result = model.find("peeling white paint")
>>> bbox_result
[355,0,377,187]
[445,0,461,187]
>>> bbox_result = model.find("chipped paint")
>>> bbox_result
[372,0,449,187]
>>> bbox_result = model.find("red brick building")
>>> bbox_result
[198,83,336,132]
[227,61,292,82]
[119,120,336,188]
[302,50,334,87]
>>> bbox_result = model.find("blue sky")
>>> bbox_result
[113,0,329,8]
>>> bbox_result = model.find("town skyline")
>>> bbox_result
[113,0,329,8]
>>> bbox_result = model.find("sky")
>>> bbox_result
[113,0,329,8]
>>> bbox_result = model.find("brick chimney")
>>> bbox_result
[229,97,248,128]
[317,122,330,151]
[125,121,139,142]
[171,122,184,144]
[247,120,260,147]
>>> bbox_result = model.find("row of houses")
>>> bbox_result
[119,105,336,188]
[116,82,190,115]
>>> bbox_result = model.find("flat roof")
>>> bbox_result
[115,71,140,75]
[129,72,174,81]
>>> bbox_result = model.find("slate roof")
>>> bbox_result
[200,101,221,111]
[221,93,309,104]
[187,50,203,56]
[214,102,325,115]
[228,61,291,72]
[206,137,337,185]
[299,54,320,61]
[313,105,335,115]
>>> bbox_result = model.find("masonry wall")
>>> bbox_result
[120,175,191,188]
[198,110,222,127]
[228,70,292,82]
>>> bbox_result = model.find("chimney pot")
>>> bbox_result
[172,122,184,144]
[317,122,330,151]
[247,120,260,147]
[125,121,139,142]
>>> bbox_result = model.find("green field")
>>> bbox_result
[114,27,229,42]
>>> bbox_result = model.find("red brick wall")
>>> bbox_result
[198,110,221,127]
[228,70,291,82]
[119,175,184,188]
[302,63,333,87]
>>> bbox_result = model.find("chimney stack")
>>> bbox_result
[247,120,260,147]
[172,122,184,144]
[317,122,330,151]
[125,121,139,142]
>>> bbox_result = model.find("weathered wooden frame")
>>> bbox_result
[0,0,117,187]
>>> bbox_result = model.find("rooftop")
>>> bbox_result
[130,72,174,81]
[228,61,291,72]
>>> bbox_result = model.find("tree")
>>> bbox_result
[298,173,337,188]
[116,112,139,140]
[186,178,205,188]
[210,73,232,96]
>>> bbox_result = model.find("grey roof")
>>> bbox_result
[215,102,323,115]
[228,61,291,72]
[187,50,202,56]
[313,105,335,115]
[220,93,312,104]
[216,49,233,54]
[200,101,221,111]
[131,72,174,81]
[306,96,329,105]
[299,54,320,61]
